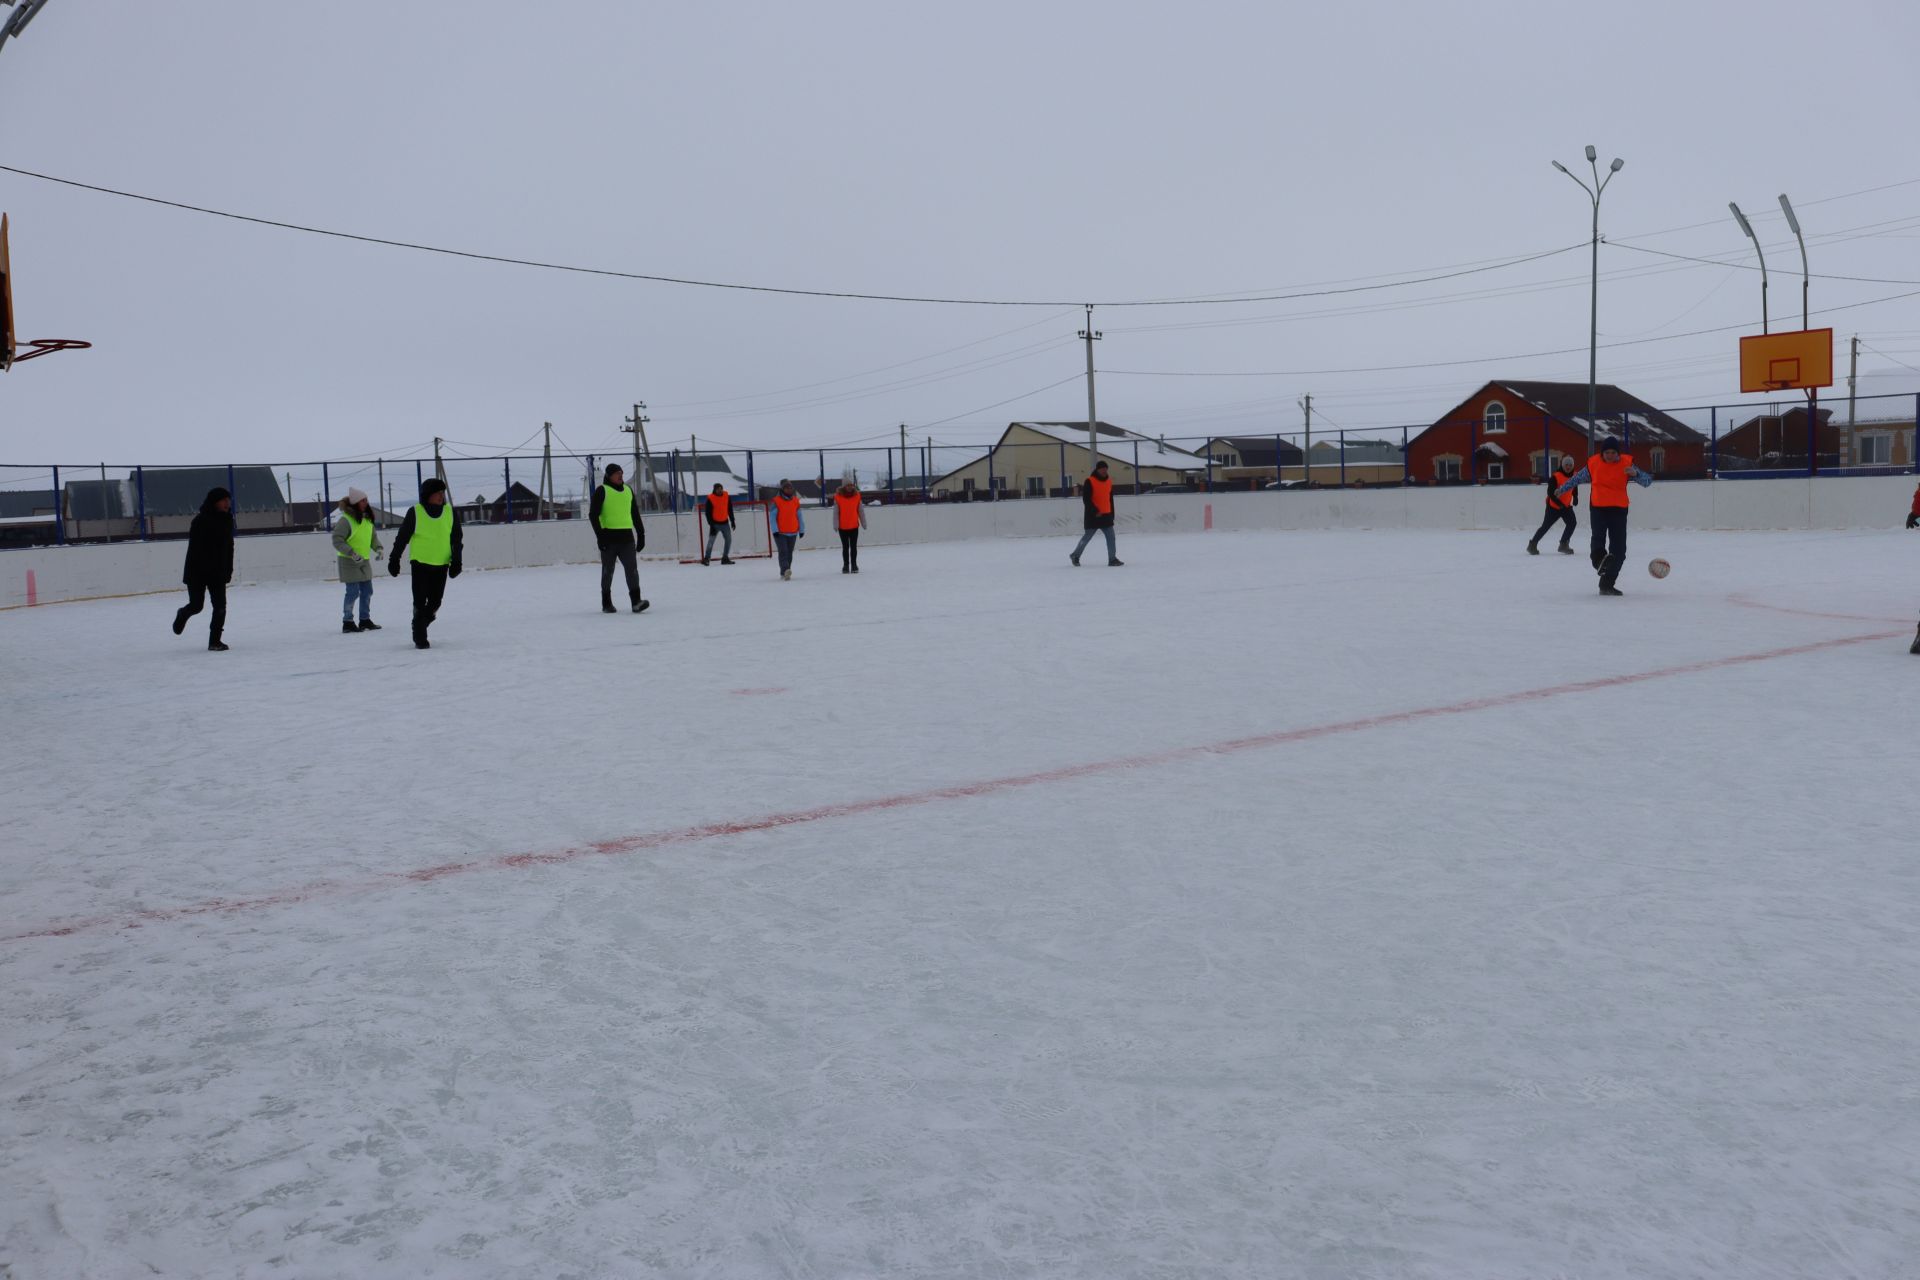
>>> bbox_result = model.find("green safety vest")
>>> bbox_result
[338,511,375,560]
[409,503,453,566]
[599,484,635,530]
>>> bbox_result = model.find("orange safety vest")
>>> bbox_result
[1548,469,1576,510]
[1587,453,1636,508]
[1087,474,1113,514]
[772,493,801,534]
[707,491,731,522]
[833,491,862,530]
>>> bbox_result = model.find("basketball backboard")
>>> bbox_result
[1739,328,1833,394]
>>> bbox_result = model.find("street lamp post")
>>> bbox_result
[0,0,53,61]
[1552,145,1625,453]
[1728,201,1770,335]
[1778,194,1808,332]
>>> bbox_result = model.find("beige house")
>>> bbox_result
[1305,439,1406,486]
[929,422,1209,498]
[1192,435,1306,488]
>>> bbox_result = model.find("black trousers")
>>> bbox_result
[599,535,641,603]
[837,527,860,569]
[1589,507,1628,584]
[180,581,227,639]
[411,564,449,638]
[1531,505,1576,547]
[774,533,797,573]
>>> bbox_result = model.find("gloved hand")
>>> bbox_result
[1908,511,1918,529]
[449,560,463,579]
[388,556,401,577]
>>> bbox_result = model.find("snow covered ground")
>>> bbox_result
[3,528,1918,1279]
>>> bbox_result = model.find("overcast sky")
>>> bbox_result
[3,0,1919,471]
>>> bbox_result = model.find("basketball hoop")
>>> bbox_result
[6,337,90,365]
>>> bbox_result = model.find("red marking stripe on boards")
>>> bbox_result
[6,628,1897,943]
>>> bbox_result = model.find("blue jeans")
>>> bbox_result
[1072,526,1116,561]
[705,525,733,560]
[342,579,373,622]
[774,533,797,573]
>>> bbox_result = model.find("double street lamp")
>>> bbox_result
[1553,145,1625,452]
[0,0,52,61]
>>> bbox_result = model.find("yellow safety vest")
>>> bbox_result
[599,484,635,530]
[409,503,453,566]
[338,511,375,560]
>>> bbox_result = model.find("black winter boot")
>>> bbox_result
[1557,543,1575,555]
[1526,539,1540,555]
[1910,623,1920,655]
[359,618,382,632]
[343,618,359,634]
[601,597,617,614]
[208,639,230,651]
[632,599,650,614]
[172,607,190,636]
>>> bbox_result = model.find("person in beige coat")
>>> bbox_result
[332,487,384,633]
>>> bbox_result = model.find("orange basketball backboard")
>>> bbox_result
[1739,328,1832,394]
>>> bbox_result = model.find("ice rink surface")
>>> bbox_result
[4,528,1918,1279]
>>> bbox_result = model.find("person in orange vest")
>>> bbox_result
[832,477,868,573]
[1554,436,1651,596]
[1070,460,1123,566]
[700,482,736,565]
[769,479,806,581]
[1527,455,1579,556]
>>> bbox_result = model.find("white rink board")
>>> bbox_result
[3,473,1917,608]
[3,530,1919,1278]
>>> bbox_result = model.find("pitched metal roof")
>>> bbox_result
[1198,435,1306,465]
[1490,380,1707,444]
[137,466,286,516]
[0,488,55,519]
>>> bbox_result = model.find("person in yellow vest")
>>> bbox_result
[1555,436,1651,596]
[387,477,463,649]
[331,487,384,633]
[589,463,649,613]
[770,479,806,580]
[1070,460,1123,566]
[832,477,868,574]
[700,482,737,565]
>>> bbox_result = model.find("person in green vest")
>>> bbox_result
[387,477,463,649]
[588,462,649,614]
[331,487,384,633]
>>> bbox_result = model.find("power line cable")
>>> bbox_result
[0,162,1585,308]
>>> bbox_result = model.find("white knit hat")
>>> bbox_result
[346,487,370,505]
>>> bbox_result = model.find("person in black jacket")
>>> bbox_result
[387,477,463,649]
[1069,461,1122,567]
[1527,456,1579,556]
[587,463,648,613]
[172,487,235,650]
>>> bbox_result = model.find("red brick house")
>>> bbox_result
[1407,380,1709,484]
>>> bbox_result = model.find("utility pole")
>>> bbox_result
[900,423,908,488]
[1079,305,1102,481]
[621,403,653,509]
[376,459,385,525]
[1848,334,1859,430]
[432,437,446,486]
[1301,395,1312,487]
[538,422,554,521]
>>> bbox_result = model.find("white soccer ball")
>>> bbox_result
[1648,558,1671,580]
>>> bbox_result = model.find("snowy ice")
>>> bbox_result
[3,529,1919,1278]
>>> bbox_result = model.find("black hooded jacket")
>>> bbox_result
[183,488,235,586]
[387,480,463,575]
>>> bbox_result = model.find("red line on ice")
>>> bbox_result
[6,628,1897,943]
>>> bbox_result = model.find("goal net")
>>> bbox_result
[677,499,774,562]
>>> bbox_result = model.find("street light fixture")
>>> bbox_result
[1552,145,1625,451]
[1778,193,1808,332]
[1729,201,1769,335]
[0,0,53,59]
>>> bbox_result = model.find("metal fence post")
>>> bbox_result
[1914,394,1919,474]
[1402,426,1410,485]
[1542,415,1550,481]
[228,465,238,523]
[503,457,513,523]
[818,449,826,503]
[1338,432,1347,489]
[922,444,931,502]
[135,466,148,540]
[887,449,894,501]
[1059,442,1067,497]
[51,464,64,544]
[321,462,332,530]
[1132,439,1140,494]
[987,444,995,501]
[746,450,756,497]
[1469,420,1478,484]
[1206,446,1214,493]
[1274,434,1284,488]
[414,460,422,497]
[1710,407,1718,477]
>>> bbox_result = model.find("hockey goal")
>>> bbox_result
[678,500,774,562]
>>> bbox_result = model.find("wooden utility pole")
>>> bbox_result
[537,422,554,521]
[1079,305,1102,479]
[621,403,654,510]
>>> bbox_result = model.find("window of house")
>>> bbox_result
[1650,447,1666,473]
[1859,434,1892,466]
[1435,456,1462,482]
[1484,402,1508,434]
[1026,475,1047,496]
[1485,461,1505,481]
[989,475,1007,492]
[962,477,976,493]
